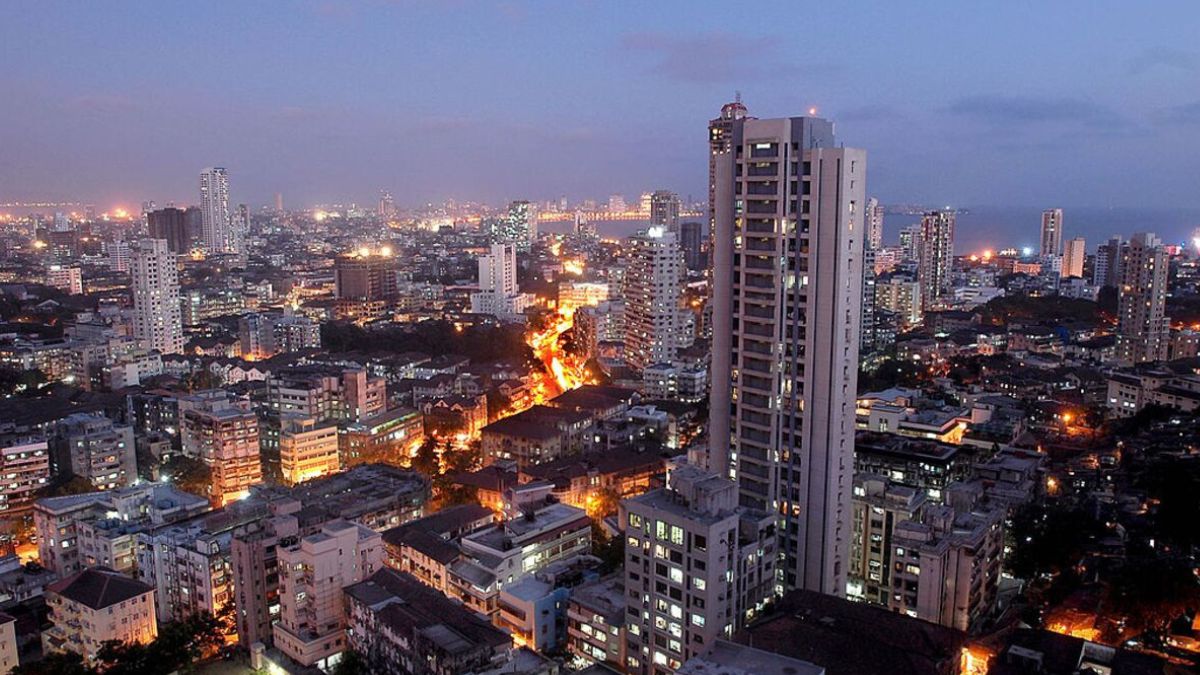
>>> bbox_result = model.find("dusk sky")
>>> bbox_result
[3,1,1200,214]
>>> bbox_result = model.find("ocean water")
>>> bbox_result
[884,206,1200,254]
[541,207,1200,254]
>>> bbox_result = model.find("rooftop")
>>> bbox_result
[735,590,967,675]
[47,567,154,611]
[679,640,825,675]
[345,568,509,653]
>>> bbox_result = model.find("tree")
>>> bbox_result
[1141,458,1200,551]
[857,357,925,392]
[41,475,96,498]
[586,488,621,519]
[486,392,513,422]
[94,610,229,675]
[1107,555,1200,635]
[160,455,213,499]
[0,367,47,397]
[411,438,440,477]
[591,523,624,574]
[1008,502,1103,581]
[331,649,370,675]
[12,652,97,675]
[445,442,482,474]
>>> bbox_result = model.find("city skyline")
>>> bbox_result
[3,2,1200,223]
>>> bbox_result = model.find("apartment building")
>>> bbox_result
[621,465,775,674]
[274,520,384,668]
[42,568,157,664]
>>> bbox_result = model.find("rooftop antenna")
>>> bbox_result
[734,90,742,104]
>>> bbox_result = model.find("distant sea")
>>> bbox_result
[541,207,1200,254]
[885,206,1200,254]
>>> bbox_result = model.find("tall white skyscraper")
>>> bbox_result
[898,224,922,261]
[1040,208,1064,258]
[918,210,955,311]
[866,197,884,252]
[624,228,685,371]
[1116,232,1170,365]
[1062,237,1086,278]
[709,104,865,595]
[478,243,519,296]
[470,243,531,318]
[199,167,231,254]
[649,190,681,233]
[131,238,183,355]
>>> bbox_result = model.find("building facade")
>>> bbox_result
[199,167,231,254]
[1040,208,1063,258]
[621,466,775,674]
[1062,237,1086,279]
[1115,232,1170,365]
[274,520,384,668]
[624,228,685,371]
[42,568,157,664]
[708,108,865,594]
[130,238,184,355]
[918,210,955,311]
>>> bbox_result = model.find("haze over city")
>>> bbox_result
[4,1,1200,227]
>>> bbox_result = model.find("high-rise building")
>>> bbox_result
[621,465,775,674]
[709,106,865,595]
[497,200,537,248]
[274,193,284,213]
[181,391,263,505]
[46,265,83,295]
[147,207,190,254]
[649,190,682,233]
[1116,232,1170,365]
[0,435,51,517]
[706,97,749,279]
[199,167,231,254]
[279,415,341,486]
[130,239,183,355]
[866,197,884,252]
[876,274,924,329]
[470,243,532,318]
[624,228,685,371]
[334,250,397,300]
[232,203,250,261]
[861,246,878,354]
[917,210,955,311]
[106,240,131,272]
[378,190,396,219]
[274,520,384,668]
[898,224,922,262]
[1093,235,1123,287]
[679,221,704,271]
[1040,208,1063,258]
[847,475,1005,632]
[51,413,137,491]
[1062,237,1086,278]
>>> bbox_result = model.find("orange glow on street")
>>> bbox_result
[525,301,593,404]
